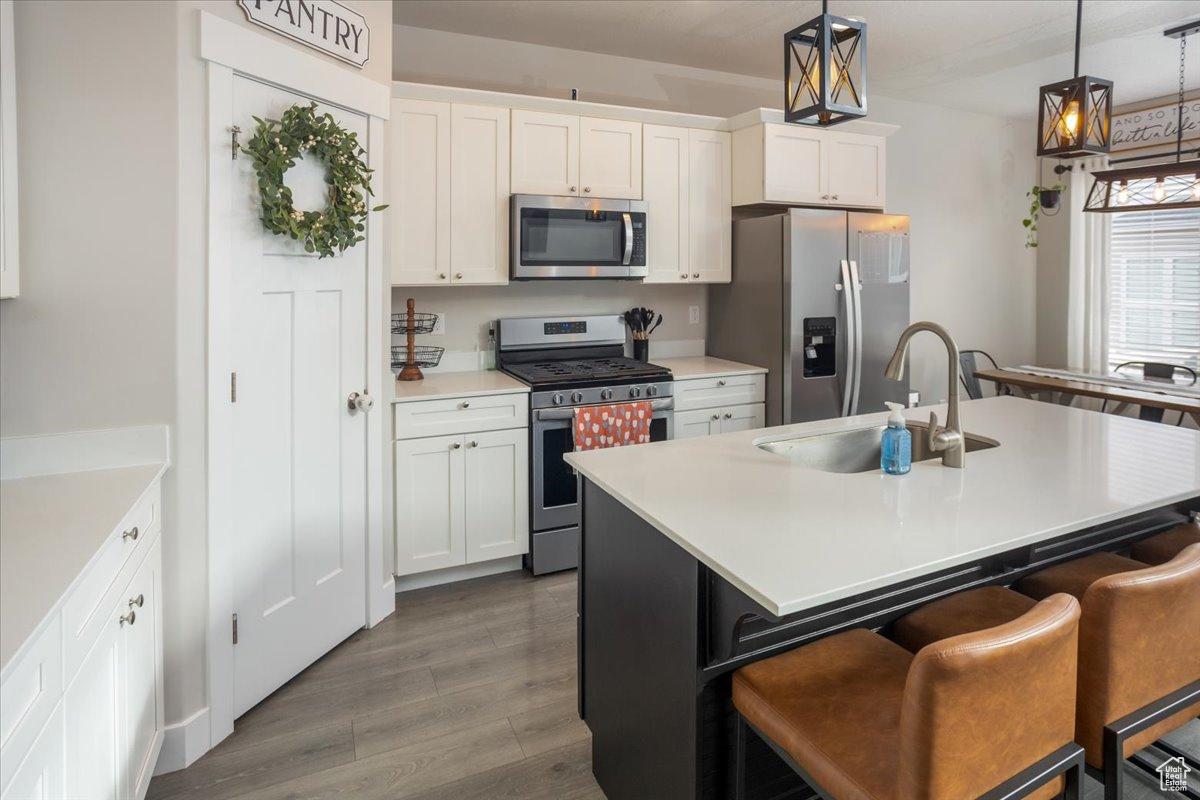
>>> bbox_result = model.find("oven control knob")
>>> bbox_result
[552,393,564,406]
[601,388,614,401]
[646,385,658,397]
[629,386,642,398]
[571,391,584,404]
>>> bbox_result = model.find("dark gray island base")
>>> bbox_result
[576,478,1199,800]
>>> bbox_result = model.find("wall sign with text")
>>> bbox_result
[1111,98,1198,153]
[238,0,369,68]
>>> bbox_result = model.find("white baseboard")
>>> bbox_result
[154,706,211,776]
[395,556,523,593]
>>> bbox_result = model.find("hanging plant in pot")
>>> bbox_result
[1022,183,1065,248]
[242,102,387,258]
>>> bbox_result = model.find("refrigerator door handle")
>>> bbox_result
[838,259,857,417]
[848,259,865,415]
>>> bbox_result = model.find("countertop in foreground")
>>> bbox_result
[565,396,1200,617]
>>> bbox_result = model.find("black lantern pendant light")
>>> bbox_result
[1036,0,1113,157]
[1083,20,1200,213]
[784,0,867,126]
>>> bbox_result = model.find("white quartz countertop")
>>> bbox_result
[1,463,166,671]
[565,396,1200,618]
[652,356,767,379]
[393,370,530,403]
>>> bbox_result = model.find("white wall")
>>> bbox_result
[393,25,1038,404]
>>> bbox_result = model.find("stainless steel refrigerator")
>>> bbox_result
[708,208,910,426]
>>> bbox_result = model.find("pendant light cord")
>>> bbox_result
[1177,31,1187,163]
[1080,0,1089,76]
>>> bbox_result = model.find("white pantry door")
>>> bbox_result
[229,77,368,716]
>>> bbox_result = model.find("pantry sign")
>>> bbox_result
[238,0,370,68]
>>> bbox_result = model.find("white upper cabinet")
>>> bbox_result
[510,110,579,196]
[450,104,510,285]
[642,125,689,283]
[687,129,731,283]
[642,125,729,284]
[579,117,642,199]
[391,99,451,285]
[733,122,887,209]
[827,130,886,209]
[511,111,641,199]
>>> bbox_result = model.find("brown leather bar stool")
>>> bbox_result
[893,544,1200,800]
[1130,518,1200,566]
[732,594,1084,800]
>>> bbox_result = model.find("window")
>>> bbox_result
[1107,207,1200,372]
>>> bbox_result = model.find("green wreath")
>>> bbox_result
[242,102,385,258]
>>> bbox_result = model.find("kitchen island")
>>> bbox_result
[564,396,1200,800]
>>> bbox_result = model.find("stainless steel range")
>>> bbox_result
[497,315,674,575]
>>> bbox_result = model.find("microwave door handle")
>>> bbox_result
[622,213,633,266]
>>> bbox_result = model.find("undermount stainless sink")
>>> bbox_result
[755,423,999,473]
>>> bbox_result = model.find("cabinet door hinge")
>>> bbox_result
[231,372,237,403]
[232,613,239,645]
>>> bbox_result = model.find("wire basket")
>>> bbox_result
[391,345,445,370]
[391,312,439,335]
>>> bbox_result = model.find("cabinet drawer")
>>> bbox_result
[61,484,159,684]
[393,393,528,439]
[0,617,62,790]
[673,374,765,412]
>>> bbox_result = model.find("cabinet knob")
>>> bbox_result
[439,273,447,280]
[692,273,700,279]
[122,526,139,542]
[455,273,463,279]
[724,412,732,419]
[461,401,470,408]
[681,274,688,280]
[469,440,478,448]
[717,379,727,386]
[451,442,462,450]
[129,593,144,609]
[821,194,830,200]
[832,195,839,201]
[120,611,136,627]
[583,186,591,193]
[711,414,720,421]
[569,185,577,193]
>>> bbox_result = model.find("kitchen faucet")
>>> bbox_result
[884,322,966,468]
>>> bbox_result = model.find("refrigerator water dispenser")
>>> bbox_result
[803,317,836,378]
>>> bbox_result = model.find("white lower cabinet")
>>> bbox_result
[2,489,163,800]
[394,393,529,577]
[3,705,64,800]
[674,403,765,439]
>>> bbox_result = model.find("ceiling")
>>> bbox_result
[391,1,1200,118]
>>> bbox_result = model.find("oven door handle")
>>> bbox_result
[534,397,675,422]
[622,213,634,266]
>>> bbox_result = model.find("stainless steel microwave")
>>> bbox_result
[510,195,647,280]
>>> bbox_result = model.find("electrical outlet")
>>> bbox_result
[430,313,445,336]
[688,305,700,325]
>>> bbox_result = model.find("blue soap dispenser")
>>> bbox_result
[881,402,912,475]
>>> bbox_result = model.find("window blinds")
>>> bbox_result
[1107,207,1200,371]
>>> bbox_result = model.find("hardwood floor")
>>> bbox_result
[147,569,602,800]
[149,568,1198,800]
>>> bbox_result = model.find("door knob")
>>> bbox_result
[347,392,374,413]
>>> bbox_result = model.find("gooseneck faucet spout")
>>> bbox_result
[884,321,965,468]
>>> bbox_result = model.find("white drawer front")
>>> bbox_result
[673,374,765,412]
[393,393,528,439]
[0,616,62,790]
[61,485,159,684]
